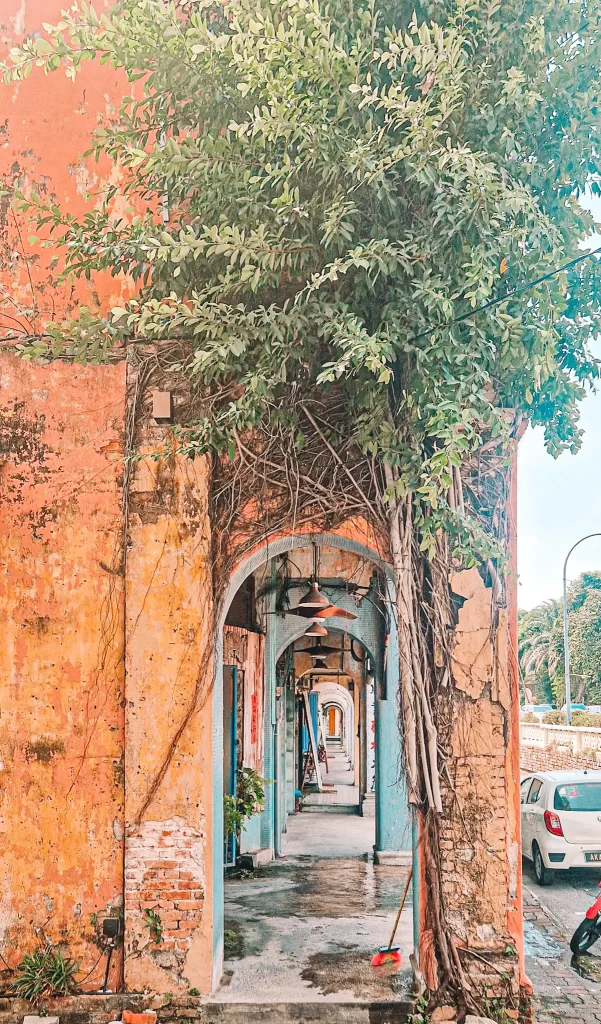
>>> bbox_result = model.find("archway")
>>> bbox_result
[211,533,413,992]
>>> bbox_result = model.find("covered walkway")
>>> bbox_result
[217,813,413,1007]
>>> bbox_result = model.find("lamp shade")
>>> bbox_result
[297,581,330,610]
[304,620,329,637]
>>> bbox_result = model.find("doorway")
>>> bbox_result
[214,536,413,1000]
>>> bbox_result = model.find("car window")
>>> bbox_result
[527,779,543,804]
[554,782,601,811]
[520,778,531,804]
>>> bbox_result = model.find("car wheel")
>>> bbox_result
[571,919,601,954]
[533,842,555,885]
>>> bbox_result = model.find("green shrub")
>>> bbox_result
[224,767,267,838]
[13,946,79,1002]
[542,710,601,727]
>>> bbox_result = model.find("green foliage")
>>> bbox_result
[144,908,163,944]
[518,600,560,704]
[224,767,266,838]
[13,946,79,1002]
[520,574,601,707]
[2,0,601,562]
[543,709,601,727]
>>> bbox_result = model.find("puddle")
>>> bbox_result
[300,949,412,998]
[523,921,563,959]
[226,859,411,918]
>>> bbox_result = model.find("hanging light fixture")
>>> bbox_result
[304,620,328,637]
[296,641,341,656]
[297,580,330,610]
[312,657,328,670]
[296,544,330,609]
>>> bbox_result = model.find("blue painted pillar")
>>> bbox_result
[260,561,277,852]
[211,634,225,987]
[375,583,412,852]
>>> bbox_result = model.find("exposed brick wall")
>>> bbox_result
[520,746,601,772]
[125,817,205,979]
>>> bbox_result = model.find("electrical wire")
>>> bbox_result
[409,243,601,345]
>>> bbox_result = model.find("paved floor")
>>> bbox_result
[218,812,413,1004]
[523,857,601,1023]
[284,810,375,859]
[303,740,360,807]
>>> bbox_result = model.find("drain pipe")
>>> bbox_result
[412,809,420,967]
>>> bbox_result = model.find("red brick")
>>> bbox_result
[123,1012,157,1024]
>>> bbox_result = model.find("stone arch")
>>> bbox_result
[211,530,406,991]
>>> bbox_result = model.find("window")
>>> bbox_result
[554,782,601,812]
[520,778,532,804]
[526,779,543,804]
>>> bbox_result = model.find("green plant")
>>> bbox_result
[543,709,601,727]
[13,946,79,1002]
[483,998,513,1024]
[224,768,266,838]
[188,987,200,996]
[144,908,163,944]
[406,995,431,1024]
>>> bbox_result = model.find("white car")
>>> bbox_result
[521,704,553,717]
[521,770,601,885]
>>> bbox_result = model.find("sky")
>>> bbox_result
[517,194,601,610]
[517,374,601,610]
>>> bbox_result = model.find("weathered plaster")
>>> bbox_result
[0,354,126,987]
[124,434,214,994]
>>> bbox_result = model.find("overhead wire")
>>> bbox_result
[408,243,601,346]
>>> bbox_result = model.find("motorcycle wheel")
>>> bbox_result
[570,918,600,954]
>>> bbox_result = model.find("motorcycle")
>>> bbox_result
[570,880,601,954]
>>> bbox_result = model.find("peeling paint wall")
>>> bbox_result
[0,353,126,987]
[418,547,524,1002]
[124,402,214,995]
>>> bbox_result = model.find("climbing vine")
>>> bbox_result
[3,0,601,1011]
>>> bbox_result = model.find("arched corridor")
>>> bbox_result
[216,538,414,1003]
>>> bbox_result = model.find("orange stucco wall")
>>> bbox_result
[124,431,214,993]
[1,0,133,333]
[0,353,126,987]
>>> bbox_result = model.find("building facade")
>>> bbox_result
[0,1,526,1012]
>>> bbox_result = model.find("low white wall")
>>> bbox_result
[520,720,601,756]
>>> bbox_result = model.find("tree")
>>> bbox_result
[3,0,601,1007]
[519,574,601,707]
[518,599,560,704]
[550,571,601,704]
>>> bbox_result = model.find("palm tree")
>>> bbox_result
[518,599,561,704]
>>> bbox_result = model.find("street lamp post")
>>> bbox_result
[563,533,601,724]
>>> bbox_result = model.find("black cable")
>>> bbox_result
[409,243,601,345]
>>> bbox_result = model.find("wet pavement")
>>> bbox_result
[217,814,413,1004]
[523,858,601,1023]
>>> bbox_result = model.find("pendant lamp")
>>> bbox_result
[297,581,330,610]
[304,620,328,637]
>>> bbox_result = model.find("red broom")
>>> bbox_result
[371,865,413,968]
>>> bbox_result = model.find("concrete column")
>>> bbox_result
[260,563,276,853]
[375,589,412,860]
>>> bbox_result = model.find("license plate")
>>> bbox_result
[585,852,601,862]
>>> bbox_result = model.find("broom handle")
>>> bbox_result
[387,866,413,950]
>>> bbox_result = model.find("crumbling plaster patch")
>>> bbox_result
[450,567,494,699]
